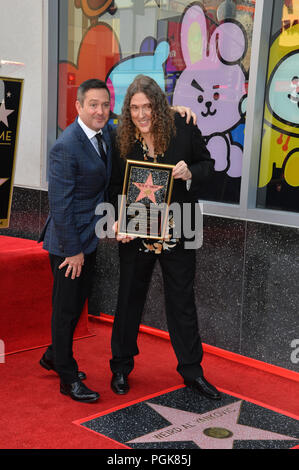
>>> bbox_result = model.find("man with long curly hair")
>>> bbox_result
[109,75,220,400]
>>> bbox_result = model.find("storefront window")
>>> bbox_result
[256,0,299,213]
[58,0,256,205]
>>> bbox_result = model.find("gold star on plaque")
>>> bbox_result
[133,172,163,204]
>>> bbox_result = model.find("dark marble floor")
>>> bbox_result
[0,187,48,240]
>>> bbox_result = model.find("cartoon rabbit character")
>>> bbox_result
[173,4,247,178]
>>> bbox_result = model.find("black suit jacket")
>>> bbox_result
[109,113,214,247]
[40,118,115,257]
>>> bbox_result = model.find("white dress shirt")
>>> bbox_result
[77,117,106,155]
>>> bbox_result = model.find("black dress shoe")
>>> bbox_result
[39,354,87,381]
[111,373,129,395]
[60,380,100,403]
[184,376,221,400]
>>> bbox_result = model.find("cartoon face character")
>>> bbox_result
[289,76,299,108]
[267,52,299,127]
[178,63,245,138]
[259,23,299,188]
[173,4,247,178]
[173,4,247,138]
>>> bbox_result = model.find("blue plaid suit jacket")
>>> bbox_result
[40,118,113,257]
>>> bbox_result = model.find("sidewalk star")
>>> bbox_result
[127,400,298,449]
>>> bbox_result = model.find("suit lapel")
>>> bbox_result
[101,125,113,185]
[73,119,100,161]
[73,119,112,191]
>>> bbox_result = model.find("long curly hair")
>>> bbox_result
[117,75,176,159]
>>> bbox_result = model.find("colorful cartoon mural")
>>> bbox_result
[107,41,170,115]
[258,22,299,189]
[58,23,121,130]
[74,0,117,22]
[58,0,254,203]
[172,4,247,179]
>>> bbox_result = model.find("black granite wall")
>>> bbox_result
[1,187,298,373]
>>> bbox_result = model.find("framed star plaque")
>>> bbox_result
[0,77,24,228]
[118,159,175,239]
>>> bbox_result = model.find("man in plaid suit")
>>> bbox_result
[39,79,114,403]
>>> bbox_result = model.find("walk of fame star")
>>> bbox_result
[133,172,164,204]
[127,401,298,449]
[0,102,14,127]
[0,178,9,187]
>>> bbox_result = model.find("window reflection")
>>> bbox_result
[257,0,299,213]
[58,0,256,204]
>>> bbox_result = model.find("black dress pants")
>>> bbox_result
[44,250,96,383]
[110,242,203,381]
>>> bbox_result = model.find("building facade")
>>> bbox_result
[0,0,298,372]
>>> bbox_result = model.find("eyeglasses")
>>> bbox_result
[130,103,152,115]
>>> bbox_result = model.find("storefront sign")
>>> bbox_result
[0,77,23,227]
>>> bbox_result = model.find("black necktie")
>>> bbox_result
[95,132,107,166]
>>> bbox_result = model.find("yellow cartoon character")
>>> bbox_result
[259,21,299,188]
